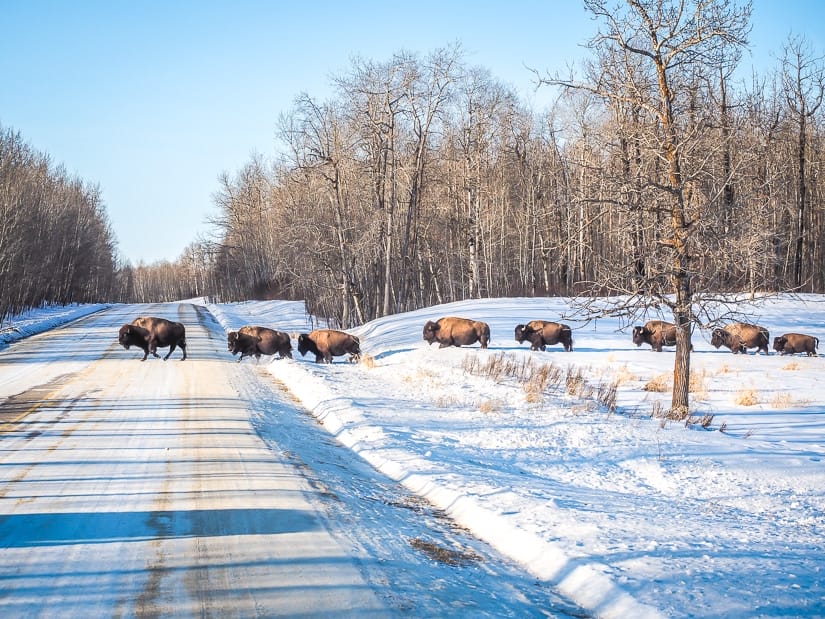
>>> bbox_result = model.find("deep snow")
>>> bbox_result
[4,295,824,618]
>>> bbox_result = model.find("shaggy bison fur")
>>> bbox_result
[422,317,490,349]
[710,322,770,355]
[227,325,292,362]
[632,320,678,352]
[297,329,361,364]
[118,316,187,361]
[514,320,572,351]
[773,333,819,356]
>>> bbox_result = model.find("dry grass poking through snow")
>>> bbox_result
[734,388,759,406]
[644,373,670,393]
[461,352,618,414]
[769,391,811,408]
[644,368,707,398]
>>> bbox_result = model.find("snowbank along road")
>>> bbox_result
[0,303,581,618]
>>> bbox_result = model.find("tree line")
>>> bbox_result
[0,126,118,322]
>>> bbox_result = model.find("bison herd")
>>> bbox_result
[117,315,361,364]
[117,314,820,363]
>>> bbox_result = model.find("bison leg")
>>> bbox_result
[163,343,177,360]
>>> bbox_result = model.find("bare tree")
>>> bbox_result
[542,0,752,417]
[779,34,825,290]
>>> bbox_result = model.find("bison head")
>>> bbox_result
[297,333,315,357]
[772,336,788,352]
[514,324,531,343]
[422,321,439,344]
[227,331,239,352]
[631,326,649,347]
[229,332,261,356]
[710,328,729,349]
[118,324,142,349]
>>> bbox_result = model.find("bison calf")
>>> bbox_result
[514,320,572,351]
[710,322,770,355]
[422,317,490,349]
[118,316,187,361]
[297,329,360,363]
[773,333,819,357]
[227,325,292,362]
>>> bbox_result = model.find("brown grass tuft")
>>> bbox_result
[734,389,759,406]
[717,363,733,374]
[644,373,670,392]
[478,399,503,414]
[612,364,637,385]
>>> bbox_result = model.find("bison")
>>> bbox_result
[632,320,678,352]
[422,317,490,349]
[227,325,292,362]
[118,316,187,361]
[297,329,360,364]
[773,333,819,357]
[710,322,770,355]
[514,320,572,351]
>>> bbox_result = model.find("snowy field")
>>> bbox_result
[4,295,824,618]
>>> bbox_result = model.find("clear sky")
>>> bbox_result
[2,1,823,265]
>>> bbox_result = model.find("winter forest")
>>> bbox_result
[3,1,825,331]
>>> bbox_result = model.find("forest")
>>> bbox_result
[2,1,824,334]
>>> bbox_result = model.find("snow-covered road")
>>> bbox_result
[0,303,388,615]
[0,303,581,618]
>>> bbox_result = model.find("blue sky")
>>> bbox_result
[2,1,823,265]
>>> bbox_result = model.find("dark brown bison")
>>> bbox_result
[227,325,292,362]
[297,329,360,363]
[773,333,819,356]
[422,317,490,349]
[118,316,187,361]
[632,320,678,352]
[514,320,572,351]
[710,322,770,355]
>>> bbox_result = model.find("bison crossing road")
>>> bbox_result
[118,314,820,362]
